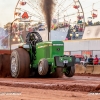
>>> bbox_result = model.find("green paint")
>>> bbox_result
[29,41,64,69]
[28,41,74,73]
[59,56,72,62]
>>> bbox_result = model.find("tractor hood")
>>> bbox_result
[36,41,64,47]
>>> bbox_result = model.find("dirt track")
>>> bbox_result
[0,76,100,99]
[0,86,100,100]
[0,76,100,92]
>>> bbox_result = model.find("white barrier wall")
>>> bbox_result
[64,25,100,57]
[71,51,81,55]
[64,39,100,51]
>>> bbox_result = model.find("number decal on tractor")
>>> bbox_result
[63,60,68,63]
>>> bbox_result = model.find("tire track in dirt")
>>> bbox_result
[0,76,100,92]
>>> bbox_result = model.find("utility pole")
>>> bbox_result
[64,15,65,27]
[58,10,59,29]
[23,22,26,42]
[10,18,19,53]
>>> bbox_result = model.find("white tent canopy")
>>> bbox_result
[83,26,100,39]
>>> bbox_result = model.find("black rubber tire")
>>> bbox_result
[64,66,75,77]
[11,48,30,78]
[50,68,63,78]
[38,58,49,76]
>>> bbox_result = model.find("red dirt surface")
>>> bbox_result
[75,73,100,77]
[0,54,11,77]
[0,86,100,100]
[0,76,100,92]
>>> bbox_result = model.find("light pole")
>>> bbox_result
[10,18,20,53]
[58,10,59,29]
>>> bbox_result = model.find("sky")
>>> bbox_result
[0,0,100,27]
[81,0,100,22]
[0,0,18,27]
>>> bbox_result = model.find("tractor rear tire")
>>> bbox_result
[64,66,75,77]
[11,48,30,78]
[50,68,63,78]
[38,58,49,76]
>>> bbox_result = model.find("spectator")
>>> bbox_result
[88,55,94,65]
[84,56,88,62]
[93,55,99,65]
[76,26,79,32]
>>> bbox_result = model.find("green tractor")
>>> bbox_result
[11,32,75,78]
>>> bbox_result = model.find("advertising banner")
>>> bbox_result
[82,51,92,57]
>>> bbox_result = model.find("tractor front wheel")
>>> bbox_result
[38,58,49,76]
[64,66,75,77]
[11,48,30,78]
